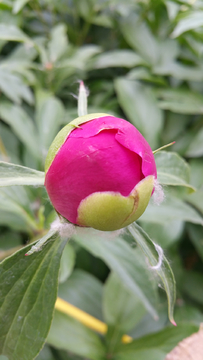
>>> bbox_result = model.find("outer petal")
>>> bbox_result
[77,175,154,231]
[45,113,109,172]
[69,116,157,179]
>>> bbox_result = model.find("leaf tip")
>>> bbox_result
[171,319,177,326]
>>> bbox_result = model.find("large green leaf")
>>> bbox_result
[0,161,45,187]
[182,271,203,305]
[58,269,103,321]
[140,195,203,226]
[103,272,146,354]
[35,345,55,360]
[58,242,75,283]
[36,94,65,155]
[0,0,12,10]
[186,190,203,216]
[0,102,40,160]
[120,15,160,66]
[48,24,68,63]
[0,24,32,43]
[128,223,176,325]
[116,348,165,360]
[186,128,203,157]
[0,69,33,104]
[115,77,163,149]
[0,187,38,231]
[116,324,199,360]
[140,221,183,249]
[0,232,67,360]
[187,224,203,262]
[74,229,158,319]
[12,0,29,13]
[155,151,195,191]
[157,88,203,114]
[47,310,105,360]
[171,11,203,38]
[155,62,203,82]
[103,272,146,333]
[58,45,101,70]
[189,158,203,189]
[92,50,145,69]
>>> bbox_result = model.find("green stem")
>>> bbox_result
[78,81,88,116]
[153,141,175,154]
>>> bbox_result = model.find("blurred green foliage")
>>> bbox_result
[0,0,203,359]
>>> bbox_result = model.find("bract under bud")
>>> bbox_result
[45,114,157,231]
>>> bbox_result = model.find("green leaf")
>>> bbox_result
[93,50,145,69]
[140,221,184,249]
[140,194,203,226]
[115,78,163,149]
[58,242,75,283]
[103,272,146,332]
[128,223,176,325]
[157,88,203,114]
[171,11,203,38]
[47,310,105,360]
[58,45,101,70]
[48,24,68,63]
[0,102,40,160]
[0,187,38,231]
[186,128,203,157]
[165,1,180,21]
[35,345,55,360]
[0,69,33,104]
[0,122,20,164]
[127,68,166,86]
[189,158,203,189]
[129,305,169,340]
[0,24,32,43]
[182,271,203,305]
[116,324,199,360]
[74,229,159,319]
[174,303,203,325]
[155,151,195,191]
[120,15,160,66]
[0,0,12,10]
[0,161,45,187]
[186,190,203,216]
[117,349,165,360]
[0,233,67,360]
[12,0,29,13]
[58,269,103,321]
[187,224,203,262]
[36,94,65,155]
[155,62,203,82]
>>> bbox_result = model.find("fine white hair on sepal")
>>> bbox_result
[51,217,76,238]
[149,242,164,271]
[152,179,165,205]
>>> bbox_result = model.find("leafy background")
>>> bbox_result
[0,0,203,359]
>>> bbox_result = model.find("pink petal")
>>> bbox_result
[69,116,157,178]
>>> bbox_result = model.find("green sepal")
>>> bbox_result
[77,176,154,231]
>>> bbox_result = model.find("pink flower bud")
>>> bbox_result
[45,114,157,231]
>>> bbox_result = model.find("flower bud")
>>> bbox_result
[45,114,157,231]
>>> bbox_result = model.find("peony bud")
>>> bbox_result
[44,114,157,231]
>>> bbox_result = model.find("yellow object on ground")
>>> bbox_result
[55,297,132,344]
